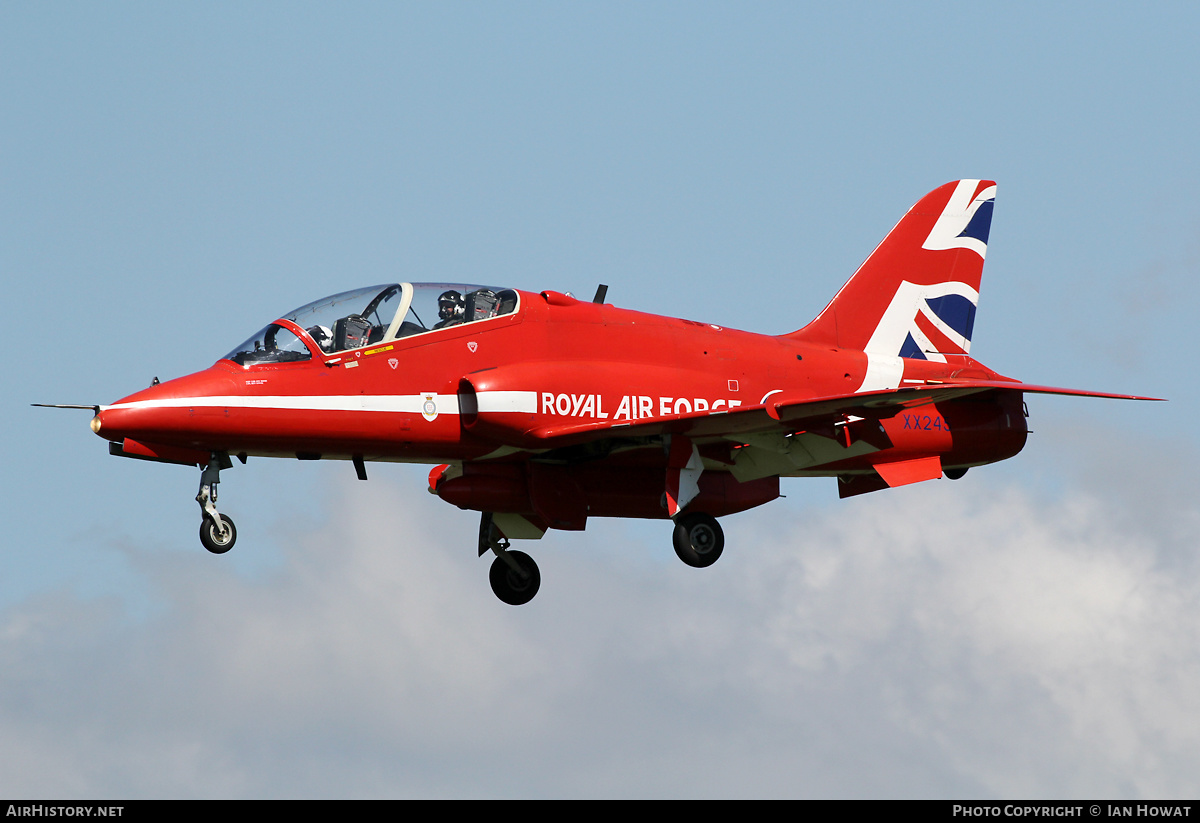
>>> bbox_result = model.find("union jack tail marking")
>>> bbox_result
[788,179,996,360]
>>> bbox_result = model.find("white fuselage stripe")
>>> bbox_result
[475,390,538,414]
[107,394,462,414]
[104,390,542,415]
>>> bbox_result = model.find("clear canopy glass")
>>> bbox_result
[222,282,519,366]
[398,283,519,338]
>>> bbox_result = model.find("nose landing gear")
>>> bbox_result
[196,453,237,554]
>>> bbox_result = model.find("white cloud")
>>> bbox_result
[741,483,1200,798]
[3,466,1199,798]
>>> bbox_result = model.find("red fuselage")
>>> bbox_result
[95,288,1027,519]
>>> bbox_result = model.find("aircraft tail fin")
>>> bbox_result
[788,179,996,361]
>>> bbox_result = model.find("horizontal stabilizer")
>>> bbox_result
[972,382,1164,402]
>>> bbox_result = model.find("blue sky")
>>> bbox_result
[4,2,1198,798]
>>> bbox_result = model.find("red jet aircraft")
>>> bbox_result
[42,180,1158,604]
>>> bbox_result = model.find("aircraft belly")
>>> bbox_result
[433,458,779,524]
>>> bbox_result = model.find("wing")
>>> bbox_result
[518,380,1162,450]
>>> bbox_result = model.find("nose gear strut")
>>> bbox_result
[197,452,237,554]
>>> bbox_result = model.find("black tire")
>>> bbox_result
[672,512,724,568]
[944,467,968,480]
[200,514,237,554]
[489,550,540,605]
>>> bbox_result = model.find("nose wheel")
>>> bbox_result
[200,513,237,554]
[196,453,237,554]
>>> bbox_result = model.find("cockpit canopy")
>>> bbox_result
[223,283,519,366]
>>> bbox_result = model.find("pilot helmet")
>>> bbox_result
[307,324,334,352]
[438,290,464,320]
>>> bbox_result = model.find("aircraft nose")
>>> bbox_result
[94,368,239,448]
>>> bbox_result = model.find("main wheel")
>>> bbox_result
[200,514,237,554]
[489,550,541,605]
[672,512,724,568]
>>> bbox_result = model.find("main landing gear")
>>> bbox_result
[479,513,541,605]
[475,510,727,605]
[672,511,724,568]
[196,454,237,554]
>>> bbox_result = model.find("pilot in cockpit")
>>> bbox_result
[307,325,335,353]
[434,289,465,329]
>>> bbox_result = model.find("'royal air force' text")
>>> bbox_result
[540,394,742,420]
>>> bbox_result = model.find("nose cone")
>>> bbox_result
[95,367,240,449]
